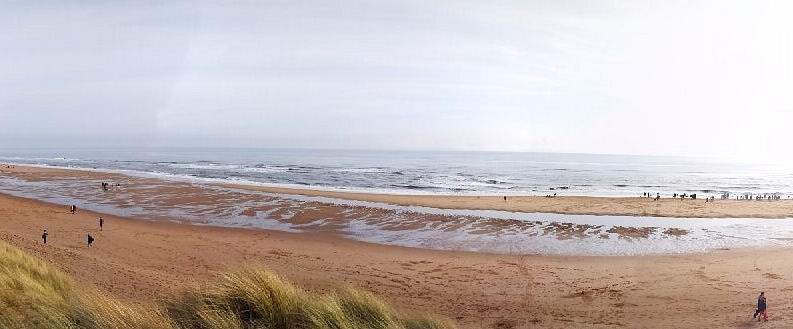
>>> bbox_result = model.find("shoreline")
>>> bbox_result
[3,163,793,219]
[2,191,793,327]
[5,164,793,257]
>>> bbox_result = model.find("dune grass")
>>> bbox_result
[0,241,455,329]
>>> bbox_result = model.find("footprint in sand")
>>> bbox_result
[763,272,783,280]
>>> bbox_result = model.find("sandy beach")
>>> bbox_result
[3,164,793,327]
[225,183,793,219]
[2,179,793,327]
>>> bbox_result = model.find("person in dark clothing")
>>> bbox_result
[70,205,76,214]
[87,234,94,247]
[503,196,507,201]
[753,292,768,321]
[99,217,104,231]
[42,230,48,244]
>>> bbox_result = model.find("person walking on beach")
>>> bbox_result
[753,292,768,321]
[70,205,76,214]
[42,230,48,244]
[99,217,104,231]
[87,234,94,247]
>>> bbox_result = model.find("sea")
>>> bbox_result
[0,147,791,198]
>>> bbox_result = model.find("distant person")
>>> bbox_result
[753,291,768,321]
[70,205,76,214]
[42,230,48,244]
[87,234,94,247]
[504,196,507,201]
[99,217,104,231]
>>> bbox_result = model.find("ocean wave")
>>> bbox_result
[0,156,82,162]
[331,167,391,174]
[393,184,435,190]
[4,151,793,198]
[169,163,242,171]
[242,166,290,173]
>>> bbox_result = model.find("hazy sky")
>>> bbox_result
[1,1,792,161]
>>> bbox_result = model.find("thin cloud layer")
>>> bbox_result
[1,1,791,161]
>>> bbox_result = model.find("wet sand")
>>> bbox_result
[3,192,793,328]
[226,184,793,219]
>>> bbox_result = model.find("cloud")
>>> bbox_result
[1,0,791,162]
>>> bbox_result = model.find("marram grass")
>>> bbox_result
[0,240,455,329]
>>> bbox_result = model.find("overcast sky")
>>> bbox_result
[1,1,791,161]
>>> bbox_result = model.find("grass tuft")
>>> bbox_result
[0,240,456,329]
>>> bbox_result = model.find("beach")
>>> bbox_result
[5,0,791,326]
[2,165,793,327]
[3,190,793,328]
[3,165,793,256]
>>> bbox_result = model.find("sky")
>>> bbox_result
[1,0,792,162]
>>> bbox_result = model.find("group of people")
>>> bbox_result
[642,192,661,200]
[100,182,121,191]
[644,191,788,203]
[41,205,102,247]
[670,193,698,200]
[736,193,784,201]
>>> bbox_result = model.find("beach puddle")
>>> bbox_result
[1,167,793,256]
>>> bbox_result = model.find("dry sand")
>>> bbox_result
[3,193,793,328]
